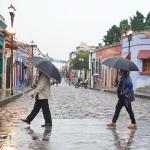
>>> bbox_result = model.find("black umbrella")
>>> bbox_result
[102,57,139,71]
[27,57,61,82]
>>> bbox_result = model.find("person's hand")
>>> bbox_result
[31,94,34,98]
[112,81,116,87]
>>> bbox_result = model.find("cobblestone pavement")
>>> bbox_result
[0,80,150,149]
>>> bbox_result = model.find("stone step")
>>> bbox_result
[136,85,150,93]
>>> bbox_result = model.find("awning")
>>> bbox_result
[5,43,18,50]
[137,50,150,59]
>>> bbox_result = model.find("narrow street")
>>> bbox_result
[0,80,150,150]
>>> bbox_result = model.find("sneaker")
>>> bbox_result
[107,123,116,128]
[128,124,137,129]
[41,123,52,127]
[21,119,30,125]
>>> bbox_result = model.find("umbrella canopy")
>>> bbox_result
[102,57,139,71]
[27,57,61,82]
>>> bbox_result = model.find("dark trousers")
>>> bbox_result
[26,99,52,125]
[112,98,136,124]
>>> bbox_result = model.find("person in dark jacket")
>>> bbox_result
[107,69,137,129]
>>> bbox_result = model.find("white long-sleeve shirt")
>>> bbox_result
[33,74,50,100]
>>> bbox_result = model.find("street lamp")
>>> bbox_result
[126,29,133,60]
[30,40,36,88]
[68,51,76,82]
[90,50,93,88]
[79,58,84,77]
[69,51,75,71]
[8,4,16,95]
[79,58,84,63]
[31,40,35,57]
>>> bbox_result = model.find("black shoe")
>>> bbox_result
[21,119,30,125]
[41,123,52,127]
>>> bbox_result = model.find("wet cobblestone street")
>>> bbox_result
[0,80,150,149]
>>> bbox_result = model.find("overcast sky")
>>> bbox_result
[0,0,150,68]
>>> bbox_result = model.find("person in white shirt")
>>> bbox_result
[21,70,52,127]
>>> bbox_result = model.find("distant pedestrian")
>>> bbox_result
[21,70,52,127]
[78,76,82,83]
[68,78,71,86]
[55,80,59,86]
[107,69,137,129]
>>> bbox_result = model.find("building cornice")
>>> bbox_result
[96,42,121,52]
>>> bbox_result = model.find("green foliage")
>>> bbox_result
[130,11,145,31]
[119,19,130,34]
[103,25,121,45]
[103,11,150,45]
[71,52,89,70]
[144,12,150,30]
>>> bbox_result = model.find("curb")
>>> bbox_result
[0,88,33,108]
[103,90,150,100]
[134,93,150,100]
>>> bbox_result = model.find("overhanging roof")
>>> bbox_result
[137,50,150,59]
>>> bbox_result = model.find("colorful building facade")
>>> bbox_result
[0,14,7,89]
[96,43,122,90]
[89,43,122,90]
[122,31,150,90]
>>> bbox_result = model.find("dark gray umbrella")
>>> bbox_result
[27,57,61,82]
[102,57,139,71]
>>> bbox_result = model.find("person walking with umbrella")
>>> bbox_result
[21,70,52,127]
[107,69,137,129]
[21,57,61,127]
[102,57,139,129]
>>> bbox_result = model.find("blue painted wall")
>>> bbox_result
[122,33,150,90]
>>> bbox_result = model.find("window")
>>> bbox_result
[99,59,102,75]
[92,58,95,75]
[143,59,150,72]
[96,60,99,74]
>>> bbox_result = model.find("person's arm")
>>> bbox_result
[34,75,47,96]
[122,77,133,94]
[50,79,55,86]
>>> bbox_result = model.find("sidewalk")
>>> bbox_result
[1,119,148,150]
[0,86,32,107]
[103,89,150,99]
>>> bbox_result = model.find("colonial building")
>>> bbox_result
[76,42,100,52]
[71,42,100,82]
[95,43,121,90]
[0,14,7,89]
[122,31,150,90]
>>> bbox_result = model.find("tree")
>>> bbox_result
[130,11,145,31]
[71,52,89,70]
[103,11,150,46]
[144,12,150,30]
[103,25,121,45]
[119,19,130,34]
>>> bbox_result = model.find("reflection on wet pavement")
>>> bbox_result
[0,81,150,149]
[0,118,149,150]
[109,128,137,149]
